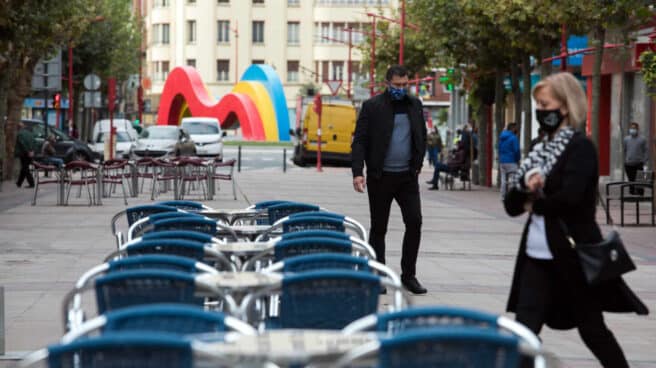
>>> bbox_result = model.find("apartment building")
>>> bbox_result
[141,0,398,121]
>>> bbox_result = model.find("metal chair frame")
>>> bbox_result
[110,204,180,249]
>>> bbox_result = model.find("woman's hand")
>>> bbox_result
[526,173,544,193]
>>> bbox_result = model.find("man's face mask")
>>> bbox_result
[389,86,407,100]
[629,128,638,136]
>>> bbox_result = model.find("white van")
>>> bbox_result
[91,119,139,159]
[181,117,225,160]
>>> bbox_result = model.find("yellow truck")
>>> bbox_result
[292,100,357,166]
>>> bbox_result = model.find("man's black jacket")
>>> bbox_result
[351,91,427,178]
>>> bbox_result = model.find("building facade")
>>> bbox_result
[139,0,399,124]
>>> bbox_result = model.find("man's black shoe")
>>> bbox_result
[379,286,387,295]
[425,180,433,185]
[401,277,427,294]
[26,185,35,188]
[428,185,439,191]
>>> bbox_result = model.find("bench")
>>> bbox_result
[605,170,654,226]
[442,164,472,191]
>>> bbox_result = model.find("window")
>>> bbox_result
[320,22,330,43]
[152,24,160,43]
[153,0,170,7]
[332,61,344,81]
[187,20,197,43]
[287,61,299,82]
[253,0,264,3]
[333,22,345,42]
[252,60,265,64]
[321,61,329,82]
[187,0,196,3]
[217,20,230,43]
[162,61,170,80]
[287,22,300,45]
[162,23,170,44]
[217,60,230,81]
[186,59,196,67]
[218,0,229,3]
[288,0,300,5]
[252,21,264,44]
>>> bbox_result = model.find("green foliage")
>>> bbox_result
[640,51,656,96]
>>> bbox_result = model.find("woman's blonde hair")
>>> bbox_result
[532,72,587,129]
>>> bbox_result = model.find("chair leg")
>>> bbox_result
[32,179,39,206]
[621,199,624,226]
[65,183,72,206]
[606,199,611,225]
[232,178,236,200]
[636,200,640,225]
[87,182,93,206]
[151,176,157,201]
[121,178,128,206]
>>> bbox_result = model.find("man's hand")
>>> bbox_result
[353,176,366,193]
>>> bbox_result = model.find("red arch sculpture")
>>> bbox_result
[157,66,265,140]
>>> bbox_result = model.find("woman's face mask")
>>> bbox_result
[629,128,638,136]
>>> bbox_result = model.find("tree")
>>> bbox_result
[0,0,95,178]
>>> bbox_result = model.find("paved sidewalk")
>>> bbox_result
[0,165,654,367]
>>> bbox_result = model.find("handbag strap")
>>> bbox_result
[556,219,577,249]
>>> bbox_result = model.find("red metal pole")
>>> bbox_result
[560,24,567,71]
[108,78,116,160]
[399,0,405,65]
[370,18,376,97]
[347,28,352,99]
[68,44,74,131]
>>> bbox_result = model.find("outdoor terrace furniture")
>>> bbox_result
[209,158,237,200]
[63,160,100,206]
[177,157,209,200]
[605,170,654,226]
[342,306,545,368]
[126,210,206,241]
[255,212,368,241]
[111,204,180,248]
[151,159,179,200]
[61,304,256,343]
[31,160,62,205]
[101,159,129,205]
[157,200,212,211]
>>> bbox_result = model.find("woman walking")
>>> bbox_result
[503,72,648,368]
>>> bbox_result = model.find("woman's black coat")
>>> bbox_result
[504,131,648,329]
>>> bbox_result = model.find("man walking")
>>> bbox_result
[351,65,427,294]
[498,122,520,198]
[623,122,648,195]
[15,121,35,188]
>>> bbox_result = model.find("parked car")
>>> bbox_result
[129,125,196,159]
[91,119,139,159]
[21,119,99,163]
[181,117,226,160]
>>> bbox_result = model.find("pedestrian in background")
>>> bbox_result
[39,135,64,168]
[504,72,648,368]
[498,122,520,198]
[15,121,35,188]
[426,126,441,166]
[351,65,427,294]
[529,127,546,151]
[623,121,648,195]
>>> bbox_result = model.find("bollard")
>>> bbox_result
[283,148,287,173]
[0,286,4,356]
[237,145,242,173]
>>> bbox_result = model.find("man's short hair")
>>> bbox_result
[386,65,409,81]
[506,122,517,131]
[630,122,639,129]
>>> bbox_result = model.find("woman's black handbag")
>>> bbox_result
[559,204,636,285]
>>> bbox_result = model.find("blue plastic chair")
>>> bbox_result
[242,270,387,330]
[127,211,204,242]
[277,253,372,273]
[337,327,522,368]
[61,304,256,342]
[147,217,239,241]
[107,254,216,274]
[46,332,194,368]
[265,202,321,224]
[140,230,219,244]
[255,216,347,241]
[111,204,179,248]
[157,200,211,211]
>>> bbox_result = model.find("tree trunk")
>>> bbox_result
[511,61,521,126]
[522,53,532,155]
[591,26,605,148]
[5,57,37,178]
[539,44,553,79]
[478,104,488,187]
[494,68,505,188]
[0,61,8,179]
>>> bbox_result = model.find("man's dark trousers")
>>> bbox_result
[367,171,421,278]
[16,156,34,187]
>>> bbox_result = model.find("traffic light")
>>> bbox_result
[53,93,61,109]
[439,68,455,91]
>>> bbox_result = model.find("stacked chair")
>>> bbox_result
[21,199,546,368]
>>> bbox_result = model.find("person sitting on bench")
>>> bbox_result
[427,140,468,190]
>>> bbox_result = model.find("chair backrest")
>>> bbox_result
[281,253,371,273]
[108,255,202,274]
[378,328,520,368]
[373,306,499,334]
[102,304,226,335]
[129,211,202,240]
[158,200,209,211]
[48,332,193,368]
[280,229,350,242]
[124,239,207,261]
[281,216,345,234]
[149,217,218,236]
[141,230,215,244]
[277,270,380,329]
[288,211,344,221]
[94,269,203,314]
[125,205,179,226]
[252,200,293,209]
[274,237,353,261]
[267,202,321,224]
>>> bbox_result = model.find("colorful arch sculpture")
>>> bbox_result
[156,64,289,141]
